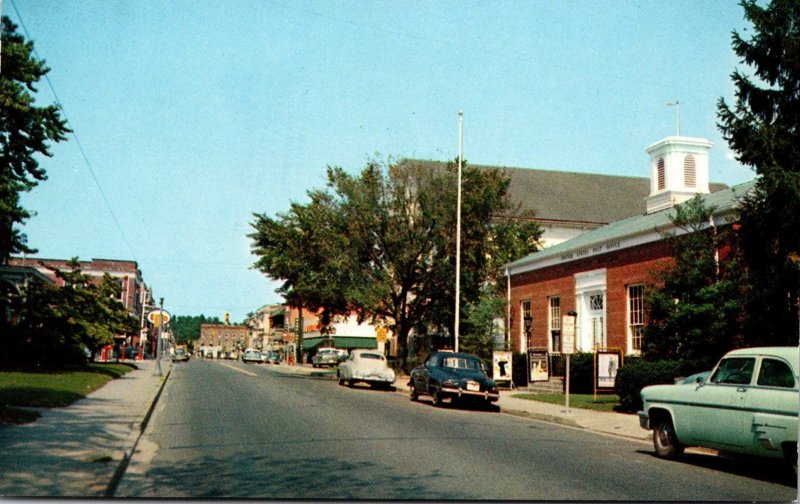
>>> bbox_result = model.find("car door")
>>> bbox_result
[681,356,755,449]
[413,355,434,393]
[746,357,799,457]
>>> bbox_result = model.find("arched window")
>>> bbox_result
[684,154,696,188]
[657,158,665,190]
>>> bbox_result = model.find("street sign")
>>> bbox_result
[561,314,576,355]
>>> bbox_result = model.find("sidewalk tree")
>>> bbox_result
[0,17,70,264]
[717,0,800,345]
[250,158,541,360]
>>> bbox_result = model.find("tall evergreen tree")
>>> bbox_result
[643,197,747,371]
[0,17,70,264]
[717,0,800,345]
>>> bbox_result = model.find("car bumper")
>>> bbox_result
[441,386,500,402]
[638,411,650,430]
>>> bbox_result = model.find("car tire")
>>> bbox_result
[432,389,445,407]
[348,379,355,388]
[409,386,418,401]
[653,417,683,459]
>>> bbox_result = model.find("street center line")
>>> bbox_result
[218,361,257,377]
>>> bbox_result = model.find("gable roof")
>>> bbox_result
[504,179,756,275]
[405,159,727,225]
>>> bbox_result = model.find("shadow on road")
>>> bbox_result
[635,449,797,488]
[119,453,466,499]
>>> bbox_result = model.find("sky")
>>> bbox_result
[6,0,755,322]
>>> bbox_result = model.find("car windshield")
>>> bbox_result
[442,357,481,370]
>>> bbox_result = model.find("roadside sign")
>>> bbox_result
[147,310,171,327]
[561,314,576,354]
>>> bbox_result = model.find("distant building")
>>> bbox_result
[199,324,248,356]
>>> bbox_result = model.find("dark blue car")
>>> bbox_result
[409,351,499,407]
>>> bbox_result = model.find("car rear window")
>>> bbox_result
[442,357,481,370]
[360,353,383,360]
[757,358,796,388]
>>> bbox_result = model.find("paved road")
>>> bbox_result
[116,359,797,500]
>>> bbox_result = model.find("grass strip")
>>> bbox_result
[0,363,136,424]
[512,392,621,412]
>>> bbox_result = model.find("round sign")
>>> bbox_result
[147,310,171,326]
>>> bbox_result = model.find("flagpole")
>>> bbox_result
[455,111,463,353]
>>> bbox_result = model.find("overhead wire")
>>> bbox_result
[8,0,138,260]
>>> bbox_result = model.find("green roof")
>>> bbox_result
[505,180,756,274]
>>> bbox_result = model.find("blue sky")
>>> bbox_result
[7,0,754,322]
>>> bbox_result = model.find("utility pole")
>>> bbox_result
[454,110,463,353]
[154,297,164,377]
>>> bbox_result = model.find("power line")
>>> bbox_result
[9,0,138,260]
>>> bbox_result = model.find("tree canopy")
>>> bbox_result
[250,158,541,360]
[716,0,799,345]
[0,16,70,264]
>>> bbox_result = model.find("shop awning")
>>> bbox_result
[302,336,377,350]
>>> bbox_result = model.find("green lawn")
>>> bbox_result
[512,392,621,412]
[0,363,136,424]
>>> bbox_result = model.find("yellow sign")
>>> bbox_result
[147,310,171,327]
[376,327,387,343]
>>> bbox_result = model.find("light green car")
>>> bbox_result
[638,347,799,472]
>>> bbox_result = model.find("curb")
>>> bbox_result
[103,367,171,498]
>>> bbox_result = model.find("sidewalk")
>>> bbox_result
[0,359,169,497]
[271,363,651,442]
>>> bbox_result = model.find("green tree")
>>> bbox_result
[0,17,70,264]
[250,158,541,360]
[643,197,746,371]
[460,287,505,361]
[717,0,800,345]
[4,259,138,369]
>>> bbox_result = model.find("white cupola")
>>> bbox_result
[644,136,712,214]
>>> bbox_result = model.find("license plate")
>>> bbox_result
[466,381,480,392]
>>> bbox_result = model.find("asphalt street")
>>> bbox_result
[116,359,797,500]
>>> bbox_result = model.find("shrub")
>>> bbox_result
[561,352,595,394]
[615,358,686,412]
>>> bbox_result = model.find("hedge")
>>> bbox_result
[615,358,687,412]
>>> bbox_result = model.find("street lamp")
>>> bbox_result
[454,110,463,353]
[154,297,165,377]
[523,314,532,348]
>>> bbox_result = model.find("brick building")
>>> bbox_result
[503,136,754,358]
[7,256,148,323]
[199,324,248,356]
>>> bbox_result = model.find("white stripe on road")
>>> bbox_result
[217,361,257,377]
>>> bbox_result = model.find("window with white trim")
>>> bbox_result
[520,300,532,351]
[628,284,645,353]
[549,296,561,353]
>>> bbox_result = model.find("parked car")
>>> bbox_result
[312,348,346,368]
[409,351,499,407]
[241,349,262,364]
[266,351,281,364]
[171,347,190,363]
[639,347,798,473]
[337,349,396,389]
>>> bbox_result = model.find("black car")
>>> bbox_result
[409,351,499,407]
